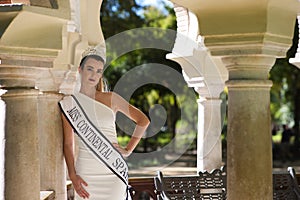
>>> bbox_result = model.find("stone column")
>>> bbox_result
[167,4,228,172]
[197,97,223,172]
[0,93,5,200]
[223,55,274,200]
[167,52,226,173]
[2,88,40,200]
[38,92,66,200]
[0,52,68,199]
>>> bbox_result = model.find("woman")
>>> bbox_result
[60,46,150,199]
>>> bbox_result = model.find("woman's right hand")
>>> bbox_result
[70,174,89,199]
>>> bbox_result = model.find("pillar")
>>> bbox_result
[38,92,66,200]
[197,97,222,172]
[224,55,274,200]
[168,0,299,199]
[167,54,226,173]
[0,0,109,199]
[0,53,67,199]
[167,4,228,172]
[2,89,40,200]
[0,93,5,200]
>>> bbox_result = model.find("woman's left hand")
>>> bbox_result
[113,143,132,157]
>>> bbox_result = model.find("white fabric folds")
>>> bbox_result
[59,95,131,200]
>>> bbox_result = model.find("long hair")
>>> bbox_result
[96,77,110,92]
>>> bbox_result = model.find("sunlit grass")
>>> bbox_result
[272,134,295,144]
[272,134,282,143]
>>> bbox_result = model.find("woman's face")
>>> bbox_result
[79,57,104,88]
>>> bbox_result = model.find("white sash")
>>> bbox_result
[59,95,130,191]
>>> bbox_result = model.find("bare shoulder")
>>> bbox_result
[95,91,126,112]
[110,91,124,100]
[95,91,113,108]
[109,92,130,112]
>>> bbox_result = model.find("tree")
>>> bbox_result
[100,1,198,155]
[270,20,300,149]
[101,0,145,37]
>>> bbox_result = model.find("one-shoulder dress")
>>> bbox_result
[73,92,127,200]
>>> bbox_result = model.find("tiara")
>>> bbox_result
[82,43,106,63]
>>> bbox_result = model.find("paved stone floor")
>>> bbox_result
[273,159,300,172]
[129,156,300,177]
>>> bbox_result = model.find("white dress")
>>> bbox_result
[74,92,127,200]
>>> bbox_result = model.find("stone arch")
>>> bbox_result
[167,3,227,172]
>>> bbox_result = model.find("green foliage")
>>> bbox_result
[269,20,300,147]
[270,59,298,124]
[101,0,145,37]
[270,21,300,128]
[101,0,198,154]
[142,5,176,29]
[101,0,300,156]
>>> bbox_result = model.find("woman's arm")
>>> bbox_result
[61,113,77,179]
[61,113,89,199]
[111,92,150,156]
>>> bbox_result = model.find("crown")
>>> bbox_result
[82,43,106,63]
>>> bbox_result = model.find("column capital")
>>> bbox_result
[226,80,273,89]
[221,55,276,80]
[0,55,69,92]
[0,65,42,89]
[204,32,292,58]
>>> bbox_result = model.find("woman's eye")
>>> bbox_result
[97,69,103,74]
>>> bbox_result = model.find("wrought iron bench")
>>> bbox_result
[273,167,300,200]
[154,166,300,200]
[129,177,157,200]
[154,166,227,200]
[66,165,300,200]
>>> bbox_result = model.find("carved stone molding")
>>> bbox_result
[222,55,276,80]
[0,1,58,8]
[168,4,227,99]
[171,0,300,59]
[0,65,43,88]
[289,14,300,69]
